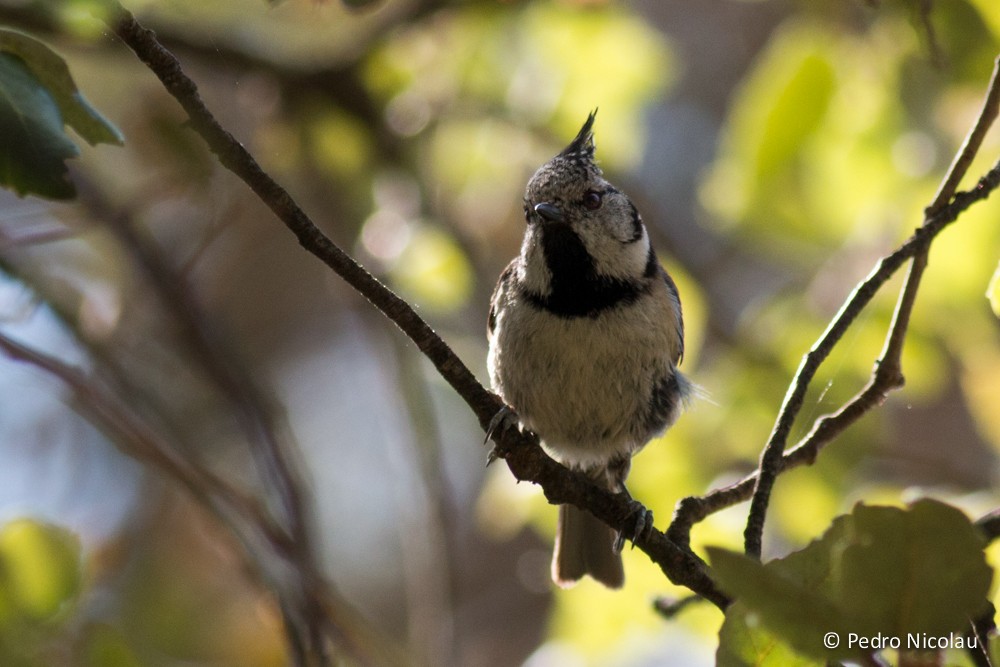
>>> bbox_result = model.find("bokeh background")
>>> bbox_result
[1,0,1000,665]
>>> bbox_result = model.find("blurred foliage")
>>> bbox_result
[0,0,999,666]
[0,518,83,665]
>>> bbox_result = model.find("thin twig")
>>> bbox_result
[672,157,1000,550]
[69,174,338,665]
[0,331,286,547]
[741,54,1000,558]
[652,594,705,619]
[929,56,1000,215]
[975,508,1000,541]
[965,600,996,667]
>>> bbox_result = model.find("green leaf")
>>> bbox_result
[837,500,992,636]
[708,547,863,663]
[988,262,1000,318]
[0,52,79,199]
[710,500,993,663]
[0,28,123,146]
[717,601,823,667]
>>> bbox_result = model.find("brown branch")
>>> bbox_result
[975,508,1000,542]
[106,3,499,429]
[487,416,730,608]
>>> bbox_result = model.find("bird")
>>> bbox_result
[486,110,692,589]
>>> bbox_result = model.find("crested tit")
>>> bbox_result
[487,111,692,588]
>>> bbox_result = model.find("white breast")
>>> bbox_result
[488,281,680,470]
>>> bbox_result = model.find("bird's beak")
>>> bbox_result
[533,202,564,224]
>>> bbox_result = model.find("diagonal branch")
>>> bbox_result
[0,331,278,544]
[101,1,731,613]
[107,3,498,427]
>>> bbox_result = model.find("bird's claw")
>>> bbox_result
[484,405,519,466]
[613,499,654,554]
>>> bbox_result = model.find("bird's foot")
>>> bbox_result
[613,498,654,554]
[484,404,520,466]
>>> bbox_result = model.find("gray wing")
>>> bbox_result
[487,260,518,340]
[661,268,685,365]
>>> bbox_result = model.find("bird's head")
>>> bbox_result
[520,111,652,291]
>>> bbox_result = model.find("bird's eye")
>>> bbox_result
[582,190,603,210]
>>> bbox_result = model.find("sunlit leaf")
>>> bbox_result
[309,109,372,178]
[522,4,673,168]
[968,0,1000,41]
[709,546,862,663]
[391,224,473,312]
[701,22,836,231]
[838,501,991,634]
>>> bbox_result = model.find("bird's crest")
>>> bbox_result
[558,110,597,162]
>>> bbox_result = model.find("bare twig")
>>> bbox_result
[965,600,996,667]
[680,56,1000,557]
[672,155,1000,553]
[975,508,1000,542]
[107,3,499,426]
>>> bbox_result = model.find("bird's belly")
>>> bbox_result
[490,304,673,469]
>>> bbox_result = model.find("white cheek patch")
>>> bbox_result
[584,225,650,281]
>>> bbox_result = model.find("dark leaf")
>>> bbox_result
[0,28,123,146]
[0,52,78,200]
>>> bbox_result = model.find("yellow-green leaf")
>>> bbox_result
[0,518,82,622]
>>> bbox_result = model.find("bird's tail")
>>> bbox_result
[553,502,624,589]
